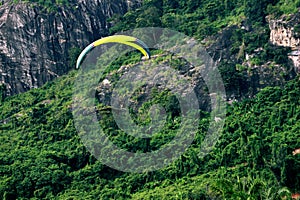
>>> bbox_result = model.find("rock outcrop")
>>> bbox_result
[268,13,300,49]
[0,0,140,95]
[268,11,300,72]
[204,18,298,100]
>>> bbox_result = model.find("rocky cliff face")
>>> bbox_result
[204,16,299,101]
[268,13,300,49]
[268,12,300,72]
[0,0,140,96]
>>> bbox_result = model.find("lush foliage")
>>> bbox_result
[109,0,297,100]
[267,0,300,18]
[1,0,300,199]
[0,61,299,199]
[109,0,294,39]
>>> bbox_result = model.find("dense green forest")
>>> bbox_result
[0,0,300,199]
[1,61,299,199]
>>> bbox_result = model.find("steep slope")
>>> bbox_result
[0,57,299,199]
[0,0,299,199]
[110,0,299,101]
[0,0,140,96]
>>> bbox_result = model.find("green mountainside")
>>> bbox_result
[0,0,300,199]
[109,0,299,101]
[1,61,299,199]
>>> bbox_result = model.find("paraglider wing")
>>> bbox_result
[76,44,95,69]
[76,35,151,69]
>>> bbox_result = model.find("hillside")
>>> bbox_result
[0,0,300,199]
[0,61,300,199]
[109,0,300,100]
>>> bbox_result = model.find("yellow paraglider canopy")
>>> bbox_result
[76,35,151,69]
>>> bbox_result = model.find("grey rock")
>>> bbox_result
[0,0,140,95]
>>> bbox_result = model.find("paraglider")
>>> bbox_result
[76,35,151,69]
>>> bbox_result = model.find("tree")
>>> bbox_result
[245,0,279,24]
